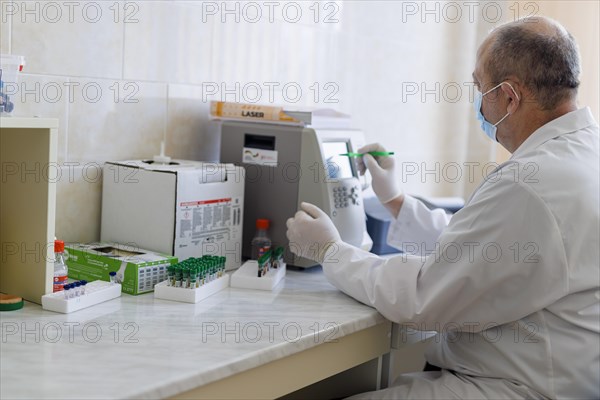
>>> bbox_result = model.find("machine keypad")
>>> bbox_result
[333,185,360,209]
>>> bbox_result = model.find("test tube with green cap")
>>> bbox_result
[219,256,225,277]
[167,265,174,286]
[272,247,283,268]
[188,258,198,289]
[175,265,182,287]
[184,265,191,288]
[210,259,216,281]
[199,264,203,287]
[189,263,195,287]
[197,265,202,287]
[201,262,207,285]
[265,249,272,273]
[189,266,197,289]
[193,262,199,286]
[209,259,214,281]
[257,252,267,277]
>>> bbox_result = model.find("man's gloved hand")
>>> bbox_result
[286,202,342,263]
[357,143,401,204]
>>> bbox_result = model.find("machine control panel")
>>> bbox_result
[332,184,360,209]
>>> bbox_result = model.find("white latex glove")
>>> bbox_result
[356,143,401,204]
[286,202,342,263]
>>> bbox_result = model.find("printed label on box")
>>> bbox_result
[242,147,278,166]
[137,262,170,293]
[177,196,243,257]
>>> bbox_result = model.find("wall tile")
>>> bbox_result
[0,2,10,53]
[276,24,340,107]
[338,1,419,42]
[210,17,281,87]
[9,73,69,161]
[165,84,218,162]
[123,1,212,84]
[11,1,123,78]
[55,165,102,243]
[67,78,167,162]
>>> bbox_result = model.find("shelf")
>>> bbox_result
[0,117,59,129]
[0,118,59,304]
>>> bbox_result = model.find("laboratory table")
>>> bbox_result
[0,267,392,399]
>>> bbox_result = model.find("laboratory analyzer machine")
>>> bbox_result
[220,120,373,268]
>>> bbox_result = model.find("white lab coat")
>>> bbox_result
[323,107,599,399]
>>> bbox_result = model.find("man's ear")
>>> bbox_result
[501,81,521,114]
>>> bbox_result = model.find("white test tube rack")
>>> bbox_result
[153,274,230,304]
[41,281,122,314]
[230,260,286,291]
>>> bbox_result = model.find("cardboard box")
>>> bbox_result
[65,243,178,295]
[101,160,245,270]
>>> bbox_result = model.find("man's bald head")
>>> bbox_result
[482,17,580,110]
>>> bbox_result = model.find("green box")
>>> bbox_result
[65,242,178,295]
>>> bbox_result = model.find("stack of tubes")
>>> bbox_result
[166,256,226,289]
[258,247,284,278]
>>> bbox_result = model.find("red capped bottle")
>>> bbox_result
[251,219,271,260]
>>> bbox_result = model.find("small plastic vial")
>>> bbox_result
[74,281,81,297]
[63,284,71,300]
[109,271,117,284]
[80,280,87,296]
[251,219,271,260]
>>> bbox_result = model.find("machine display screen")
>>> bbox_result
[322,141,355,179]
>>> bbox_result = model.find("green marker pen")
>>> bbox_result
[339,151,395,157]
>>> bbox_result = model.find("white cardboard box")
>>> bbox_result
[101,160,245,270]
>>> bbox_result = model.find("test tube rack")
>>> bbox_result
[230,260,286,291]
[41,281,122,314]
[154,274,230,304]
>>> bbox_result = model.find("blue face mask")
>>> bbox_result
[474,82,518,141]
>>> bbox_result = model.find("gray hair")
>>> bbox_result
[485,18,580,110]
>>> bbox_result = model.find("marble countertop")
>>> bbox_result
[0,267,387,399]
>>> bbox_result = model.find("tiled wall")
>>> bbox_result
[4,1,580,243]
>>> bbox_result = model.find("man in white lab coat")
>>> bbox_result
[286,16,599,399]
